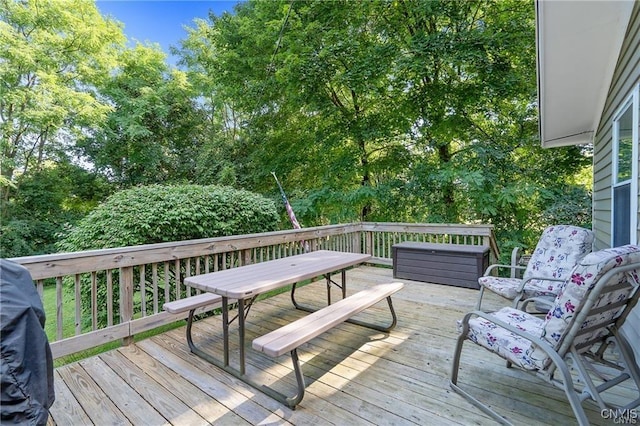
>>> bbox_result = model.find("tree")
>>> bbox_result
[179,0,591,252]
[0,161,110,257]
[79,44,208,187]
[180,1,412,222]
[0,0,124,200]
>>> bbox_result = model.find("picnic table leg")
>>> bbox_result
[222,296,229,366]
[292,269,347,311]
[326,273,331,305]
[285,349,305,409]
[343,296,399,332]
[238,298,246,375]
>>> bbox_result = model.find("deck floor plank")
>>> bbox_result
[48,265,637,425]
[79,356,168,425]
[115,344,251,426]
[55,362,132,425]
[99,349,210,426]
[47,370,92,426]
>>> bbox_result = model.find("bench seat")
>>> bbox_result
[251,282,403,409]
[163,292,223,314]
[253,282,404,357]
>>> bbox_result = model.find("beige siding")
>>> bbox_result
[593,2,640,249]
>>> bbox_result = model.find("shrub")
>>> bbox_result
[56,184,279,328]
[57,184,279,251]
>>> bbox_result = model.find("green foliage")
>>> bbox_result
[0,219,59,258]
[1,162,111,257]
[0,0,124,198]
[178,0,591,251]
[1,0,594,268]
[541,186,593,231]
[58,184,280,251]
[79,46,208,186]
[57,184,279,328]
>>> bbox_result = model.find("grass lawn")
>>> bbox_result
[40,278,311,366]
[41,284,185,366]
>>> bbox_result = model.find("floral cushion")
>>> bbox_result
[465,245,640,372]
[479,225,594,301]
[463,307,543,370]
[478,276,522,299]
[528,244,640,368]
[522,225,594,294]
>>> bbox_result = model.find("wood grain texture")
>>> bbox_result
[49,266,632,425]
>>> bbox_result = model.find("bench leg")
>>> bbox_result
[291,270,346,311]
[260,349,306,409]
[185,309,196,352]
[343,295,398,333]
[286,349,306,409]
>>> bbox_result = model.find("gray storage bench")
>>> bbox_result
[392,242,489,289]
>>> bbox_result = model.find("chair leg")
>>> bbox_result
[449,333,513,425]
[571,333,640,412]
[476,286,486,310]
[548,351,591,425]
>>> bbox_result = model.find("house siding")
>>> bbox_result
[593,2,640,249]
[592,2,640,357]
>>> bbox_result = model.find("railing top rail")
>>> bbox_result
[10,223,363,279]
[360,222,495,235]
[11,222,499,279]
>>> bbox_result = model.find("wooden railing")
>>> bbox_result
[10,222,497,359]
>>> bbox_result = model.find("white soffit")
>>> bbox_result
[536,0,634,148]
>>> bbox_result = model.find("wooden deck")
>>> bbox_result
[48,266,635,425]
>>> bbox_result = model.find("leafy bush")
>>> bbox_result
[56,184,279,328]
[0,220,60,257]
[1,163,111,257]
[57,184,279,251]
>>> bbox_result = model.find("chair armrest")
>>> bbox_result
[483,263,527,277]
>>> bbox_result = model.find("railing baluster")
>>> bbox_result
[91,272,97,331]
[74,274,81,336]
[152,263,159,314]
[56,277,63,341]
[107,270,113,326]
[164,262,170,303]
[185,258,191,298]
[174,259,181,299]
[140,264,146,317]
[119,266,134,345]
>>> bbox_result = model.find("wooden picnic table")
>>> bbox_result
[183,250,371,377]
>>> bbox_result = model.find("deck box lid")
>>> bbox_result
[392,242,489,254]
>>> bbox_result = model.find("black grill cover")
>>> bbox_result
[1,259,54,425]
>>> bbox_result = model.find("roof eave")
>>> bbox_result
[536,0,634,148]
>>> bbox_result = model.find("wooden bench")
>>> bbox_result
[163,293,223,315]
[163,293,226,354]
[252,282,404,408]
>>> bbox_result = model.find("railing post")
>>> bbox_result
[365,230,373,256]
[119,266,134,346]
[241,249,252,266]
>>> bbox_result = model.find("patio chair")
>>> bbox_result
[476,225,594,310]
[451,244,640,425]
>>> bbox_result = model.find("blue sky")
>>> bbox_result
[96,1,242,66]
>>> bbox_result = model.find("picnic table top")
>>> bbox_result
[184,250,371,298]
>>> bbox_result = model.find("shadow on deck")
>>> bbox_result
[48,266,634,425]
